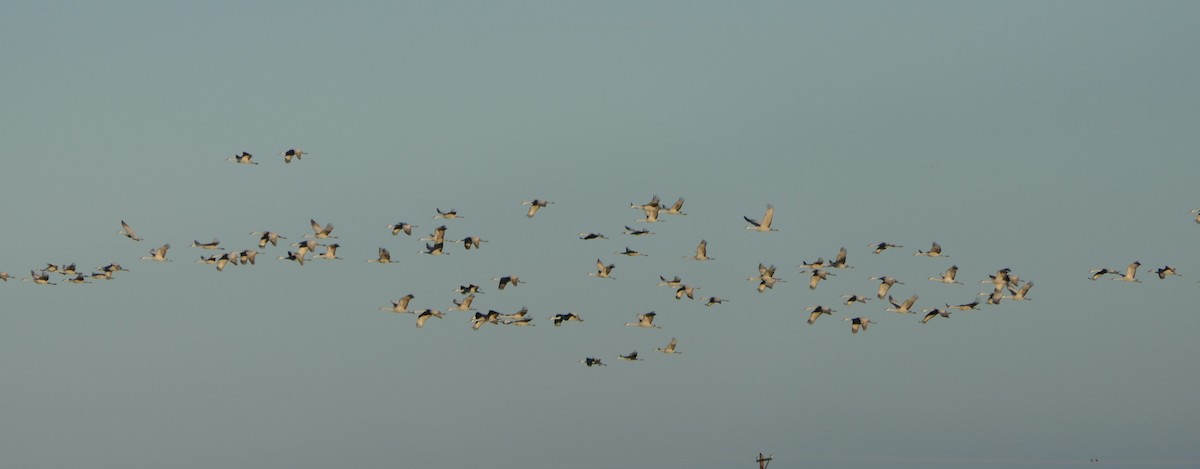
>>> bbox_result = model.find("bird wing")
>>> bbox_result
[760,205,774,228]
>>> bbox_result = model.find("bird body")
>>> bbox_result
[142,244,171,262]
[914,242,946,257]
[624,312,661,328]
[930,265,963,284]
[522,199,553,218]
[655,337,681,354]
[281,148,306,163]
[886,295,919,314]
[684,239,713,261]
[119,221,142,241]
[744,204,776,232]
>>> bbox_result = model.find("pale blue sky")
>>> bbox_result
[2,2,1199,468]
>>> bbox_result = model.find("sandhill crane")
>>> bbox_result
[675,284,699,300]
[227,151,257,165]
[1192,208,1200,224]
[657,275,683,288]
[281,148,306,163]
[453,236,487,250]
[57,263,78,276]
[636,205,662,223]
[684,239,713,261]
[625,312,661,328]
[90,272,111,280]
[803,269,834,290]
[631,194,661,211]
[844,317,874,334]
[380,294,415,313]
[191,238,223,250]
[0,272,10,281]
[449,294,477,312]
[982,268,1014,290]
[1004,282,1034,300]
[388,222,417,236]
[455,284,484,295]
[623,226,653,236]
[579,357,607,367]
[871,242,901,254]
[214,253,233,271]
[252,231,286,247]
[885,295,919,314]
[291,239,320,259]
[497,306,529,321]
[589,259,616,279]
[365,247,394,263]
[704,297,728,307]
[805,305,836,324]
[99,263,129,274]
[1088,268,1120,280]
[1115,261,1142,283]
[979,289,1002,305]
[830,247,852,269]
[615,247,646,257]
[870,276,902,299]
[65,274,90,284]
[307,219,336,239]
[433,208,461,219]
[471,311,500,330]
[142,244,171,262]
[617,351,642,361]
[930,265,964,285]
[1151,266,1179,279]
[798,258,825,269]
[549,312,583,326]
[419,243,448,256]
[946,299,982,311]
[921,308,951,324]
[503,317,535,326]
[23,270,56,285]
[494,275,521,290]
[278,251,305,266]
[744,204,776,232]
[579,232,608,240]
[842,294,871,305]
[420,225,448,244]
[414,309,444,328]
[662,198,687,215]
[521,199,553,218]
[655,337,681,354]
[914,242,946,257]
[119,221,142,241]
[312,244,341,260]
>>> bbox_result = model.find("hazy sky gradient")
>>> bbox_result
[2,2,1198,468]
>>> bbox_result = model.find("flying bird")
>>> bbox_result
[141,244,171,262]
[914,242,946,257]
[805,305,836,324]
[227,151,257,165]
[366,247,394,263]
[841,294,871,305]
[190,238,223,250]
[704,297,729,307]
[929,265,964,285]
[549,312,583,326]
[871,242,902,254]
[617,351,642,361]
[380,294,415,314]
[307,219,336,239]
[521,199,553,218]
[744,204,777,232]
[579,232,608,240]
[419,242,449,256]
[802,269,834,290]
[589,259,616,279]
[885,295,919,314]
[1115,261,1142,283]
[844,317,874,334]
[280,148,306,163]
[661,197,687,216]
[623,226,654,236]
[494,275,521,290]
[119,221,142,241]
[579,357,607,367]
[625,312,661,328]
[433,208,462,219]
[615,247,646,257]
[252,231,286,247]
[1150,265,1179,279]
[1004,281,1034,300]
[414,309,444,328]
[829,247,852,269]
[387,222,417,236]
[921,308,951,324]
[655,337,681,354]
[870,276,903,299]
[314,244,341,260]
[684,239,714,261]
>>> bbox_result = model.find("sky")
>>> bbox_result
[2,1,1199,468]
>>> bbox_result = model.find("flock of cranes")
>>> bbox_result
[3,153,1193,368]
